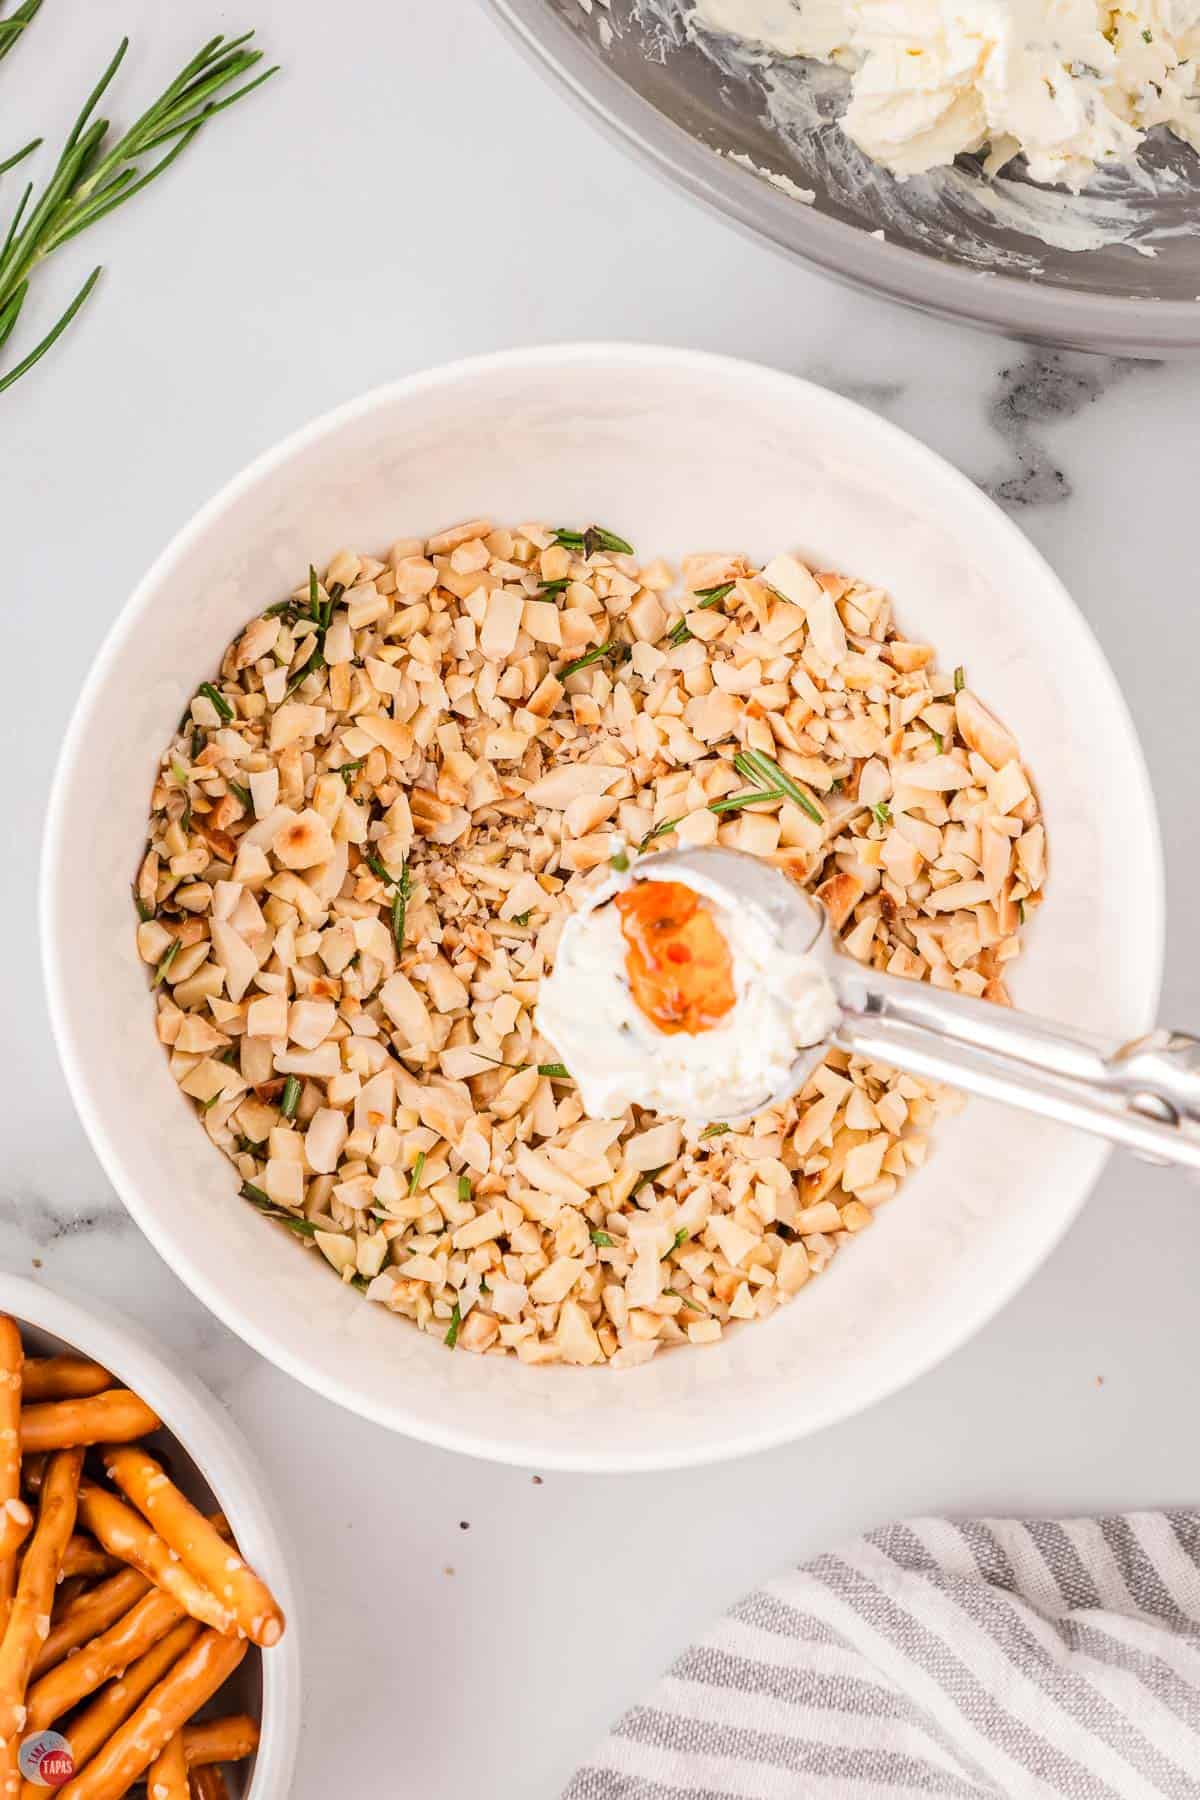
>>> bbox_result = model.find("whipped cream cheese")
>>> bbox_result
[694,0,1200,189]
[534,861,840,1126]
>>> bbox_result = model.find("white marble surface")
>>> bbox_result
[5,2,1200,1794]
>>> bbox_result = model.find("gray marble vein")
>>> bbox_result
[980,352,1150,508]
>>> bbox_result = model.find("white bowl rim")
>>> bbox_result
[41,343,1166,1471]
[0,1272,301,1795]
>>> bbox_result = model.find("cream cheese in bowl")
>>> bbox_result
[535,857,839,1124]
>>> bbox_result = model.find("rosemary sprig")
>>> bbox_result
[538,1062,571,1080]
[869,801,891,827]
[667,581,736,648]
[706,787,785,815]
[363,846,410,954]
[240,1185,318,1240]
[637,785,784,850]
[734,749,823,825]
[590,1229,614,1248]
[0,138,41,179]
[558,640,631,680]
[638,816,682,850]
[953,665,965,693]
[390,862,411,957]
[408,1150,426,1195]
[0,30,278,394]
[552,526,634,558]
[457,1175,472,1204]
[444,1302,462,1349]
[0,0,40,70]
[151,939,180,988]
[279,1074,300,1120]
[197,681,233,723]
[699,1122,730,1139]
[286,568,332,694]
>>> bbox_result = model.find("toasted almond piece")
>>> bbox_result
[955,690,1019,770]
[273,809,334,870]
[378,972,432,1047]
[815,871,864,931]
[762,553,846,665]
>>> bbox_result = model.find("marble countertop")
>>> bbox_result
[6,2,1200,1793]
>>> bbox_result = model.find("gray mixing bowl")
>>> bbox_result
[488,0,1200,353]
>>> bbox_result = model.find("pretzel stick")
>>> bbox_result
[26,1586,187,1730]
[76,1487,235,1637]
[54,1629,246,1800]
[33,1569,150,1678]
[21,1360,112,1405]
[145,1730,189,1800]
[17,1620,201,1800]
[103,1449,283,1648]
[181,1716,259,1765]
[59,1536,118,1582]
[0,1448,82,1740]
[20,1394,159,1455]
[0,1321,22,1646]
[0,1506,30,1566]
[188,1769,229,1800]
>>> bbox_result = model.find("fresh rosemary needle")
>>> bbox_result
[552,526,634,558]
[0,0,40,70]
[558,640,631,680]
[667,580,736,648]
[636,784,785,849]
[734,749,824,825]
[0,29,278,394]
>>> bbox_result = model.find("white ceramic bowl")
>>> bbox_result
[42,345,1163,1472]
[0,1274,300,1796]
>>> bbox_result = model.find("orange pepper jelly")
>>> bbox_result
[613,880,737,1036]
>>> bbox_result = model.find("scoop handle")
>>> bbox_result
[831,958,1200,1170]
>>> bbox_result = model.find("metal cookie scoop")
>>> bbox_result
[635,846,1200,1171]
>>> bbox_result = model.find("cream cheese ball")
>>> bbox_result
[535,859,840,1125]
[695,0,1200,188]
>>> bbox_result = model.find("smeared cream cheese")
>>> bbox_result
[534,862,840,1125]
[694,0,1200,190]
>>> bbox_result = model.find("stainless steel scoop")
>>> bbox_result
[634,846,1200,1170]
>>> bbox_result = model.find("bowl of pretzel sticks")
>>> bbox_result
[0,1276,300,1799]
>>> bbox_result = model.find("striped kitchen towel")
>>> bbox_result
[564,1513,1200,1799]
